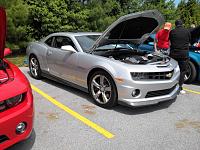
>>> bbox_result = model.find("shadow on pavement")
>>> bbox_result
[184,80,200,86]
[7,129,36,150]
[40,75,95,104]
[113,98,176,115]
[27,71,177,115]
[189,81,200,86]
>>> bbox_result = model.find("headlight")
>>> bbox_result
[0,101,6,112]
[0,94,23,112]
[131,72,146,80]
[6,94,23,108]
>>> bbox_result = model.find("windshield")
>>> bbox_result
[75,35,100,52]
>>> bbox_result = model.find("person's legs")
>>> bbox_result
[178,59,188,91]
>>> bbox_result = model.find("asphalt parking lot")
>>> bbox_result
[8,67,200,150]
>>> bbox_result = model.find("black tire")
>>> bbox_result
[88,71,118,108]
[29,55,42,79]
[184,61,197,83]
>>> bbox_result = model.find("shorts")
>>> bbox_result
[157,47,170,55]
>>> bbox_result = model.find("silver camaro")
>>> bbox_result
[27,10,180,108]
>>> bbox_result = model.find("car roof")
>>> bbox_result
[49,32,102,37]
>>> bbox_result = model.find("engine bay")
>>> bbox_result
[93,48,169,64]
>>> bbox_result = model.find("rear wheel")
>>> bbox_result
[29,55,42,79]
[184,61,196,83]
[88,71,117,108]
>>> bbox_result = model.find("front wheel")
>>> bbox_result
[88,71,118,108]
[29,55,42,79]
[184,61,197,83]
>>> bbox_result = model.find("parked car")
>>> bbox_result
[139,26,200,83]
[0,7,34,149]
[27,10,180,108]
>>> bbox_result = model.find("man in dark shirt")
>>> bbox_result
[169,19,191,94]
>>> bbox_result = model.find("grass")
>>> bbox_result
[5,54,27,67]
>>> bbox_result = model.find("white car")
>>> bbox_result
[27,10,180,108]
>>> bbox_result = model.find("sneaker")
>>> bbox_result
[180,90,186,94]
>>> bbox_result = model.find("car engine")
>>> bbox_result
[93,49,169,64]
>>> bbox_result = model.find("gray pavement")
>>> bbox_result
[8,67,200,150]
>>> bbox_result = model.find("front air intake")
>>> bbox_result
[0,135,9,144]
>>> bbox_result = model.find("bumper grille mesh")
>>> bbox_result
[145,85,177,98]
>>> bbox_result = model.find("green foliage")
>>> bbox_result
[25,0,89,39]
[142,0,176,22]
[177,0,200,27]
[86,0,122,31]
[0,0,30,50]
[0,0,199,50]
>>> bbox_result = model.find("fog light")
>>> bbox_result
[16,122,26,134]
[132,89,140,97]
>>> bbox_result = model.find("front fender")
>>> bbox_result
[75,53,129,89]
[189,51,200,80]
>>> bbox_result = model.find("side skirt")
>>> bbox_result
[41,71,89,93]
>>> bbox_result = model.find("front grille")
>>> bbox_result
[131,70,174,80]
[0,135,9,144]
[145,85,177,98]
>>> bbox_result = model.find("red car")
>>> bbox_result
[0,7,34,149]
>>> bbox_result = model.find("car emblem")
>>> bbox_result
[166,72,172,78]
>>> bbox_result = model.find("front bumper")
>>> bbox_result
[116,69,180,107]
[0,88,34,149]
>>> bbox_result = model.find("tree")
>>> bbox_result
[142,0,176,22]
[25,0,90,39]
[0,0,30,50]
[177,0,200,27]
[86,0,122,31]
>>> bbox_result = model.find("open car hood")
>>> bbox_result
[91,10,164,51]
[0,7,6,59]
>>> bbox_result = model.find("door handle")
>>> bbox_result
[47,51,53,56]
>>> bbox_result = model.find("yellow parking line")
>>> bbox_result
[31,84,114,139]
[183,88,200,95]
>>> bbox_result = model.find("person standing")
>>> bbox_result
[169,19,191,94]
[154,22,172,55]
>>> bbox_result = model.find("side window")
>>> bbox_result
[45,37,53,47]
[53,36,76,49]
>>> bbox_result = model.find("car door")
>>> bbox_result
[46,36,77,82]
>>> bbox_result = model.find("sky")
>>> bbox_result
[174,0,180,6]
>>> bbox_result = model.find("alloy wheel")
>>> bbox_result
[91,74,112,104]
[30,57,39,77]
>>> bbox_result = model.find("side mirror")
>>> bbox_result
[61,45,76,53]
[4,48,12,57]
